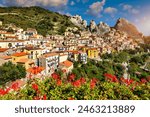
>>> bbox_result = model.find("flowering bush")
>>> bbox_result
[0,73,149,100]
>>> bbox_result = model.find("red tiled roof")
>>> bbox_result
[43,53,58,57]
[67,50,79,54]
[60,60,73,68]
[11,52,28,57]
[5,36,17,38]
[0,48,9,52]
[27,66,45,75]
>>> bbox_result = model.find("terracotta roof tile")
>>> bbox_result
[43,53,58,58]
[60,60,73,68]
[0,48,9,52]
[27,66,45,75]
[11,52,28,57]
[68,50,79,54]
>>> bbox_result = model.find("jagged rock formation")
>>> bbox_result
[114,18,143,39]
[89,20,97,32]
[70,15,87,28]
[97,22,111,35]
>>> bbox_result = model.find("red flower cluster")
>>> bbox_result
[11,82,19,91]
[72,80,81,87]
[120,78,134,86]
[56,79,62,86]
[104,73,118,83]
[0,89,7,96]
[43,94,47,100]
[79,77,86,84]
[71,77,86,87]
[51,73,60,80]
[68,73,76,82]
[32,84,38,91]
[90,78,99,89]
[68,97,75,100]
[51,73,62,86]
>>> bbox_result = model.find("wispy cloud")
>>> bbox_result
[122,4,139,14]
[104,7,117,16]
[3,0,68,8]
[70,1,75,6]
[86,0,105,17]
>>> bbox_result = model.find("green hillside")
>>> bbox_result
[0,6,76,36]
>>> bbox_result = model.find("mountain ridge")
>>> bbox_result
[0,6,76,36]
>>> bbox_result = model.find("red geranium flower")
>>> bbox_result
[32,84,38,91]
[51,73,60,80]
[68,97,75,100]
[79,77,86,84]
[0,88,8,95]
[68,73,76,82]
[57,79,62,86]
[91,78,98,83]
[11,82,19,91]
[43,94,47,100]
[104,73,118,83]
[90,82,96,89]
[72,80,81,87]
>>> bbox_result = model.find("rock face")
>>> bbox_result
[89,20,97,32]
[82,20,87,28]
[97,22,110,34]
[70,15,87,28]
[114,18,143,39]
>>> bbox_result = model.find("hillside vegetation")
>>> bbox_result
[0,6,76,36]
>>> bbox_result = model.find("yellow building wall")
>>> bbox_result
[24,49,42,60]
[17,62,33,70]
[74,54,78,61]
[11,55,28,63]
[87,50,98,59]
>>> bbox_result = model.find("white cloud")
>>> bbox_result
[3,0,68,7]
[133,15,150,36]
[87,0,105,17]
[123,4,132,11]
[122,4,139,15]
[104,7,117,15]
[70,1,75,6]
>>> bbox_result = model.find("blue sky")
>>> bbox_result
[0,0,150,35]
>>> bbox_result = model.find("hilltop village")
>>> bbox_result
[0,19,140,78]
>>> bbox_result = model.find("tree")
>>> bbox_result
[130,56,143,65]
[114,52,129,63]
[0,62,26,85]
